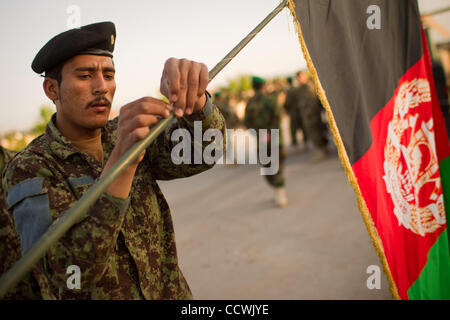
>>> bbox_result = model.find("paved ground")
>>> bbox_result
[158,137,393,300]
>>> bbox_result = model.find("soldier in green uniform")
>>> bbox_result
[3,22,225,299]
[0,146,41,299]
[244,76,287,208]
[295,71,328,162]
[284,76,308,148]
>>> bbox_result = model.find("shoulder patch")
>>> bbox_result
[7,177,52,253]
[7,177,45,209]
[13,193,52,253]
[202,91,213,117]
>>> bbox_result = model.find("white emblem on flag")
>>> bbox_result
[383,78,446,236]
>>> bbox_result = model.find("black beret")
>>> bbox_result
[32,21,116,74]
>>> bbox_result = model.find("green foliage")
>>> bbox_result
[2,132,29,151]
[1,105,54,152]
[224,75,252,99]
[32,105,54,135]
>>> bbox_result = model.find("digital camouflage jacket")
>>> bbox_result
[244,91,281,131]
[244,91,283,146]
[3,100,225,300]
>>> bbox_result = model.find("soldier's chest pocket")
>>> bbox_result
[66,175,95,200]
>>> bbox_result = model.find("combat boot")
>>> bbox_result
[275,187,288,208]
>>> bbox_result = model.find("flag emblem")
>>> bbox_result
[383,78,445,236]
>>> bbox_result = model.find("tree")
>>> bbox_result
[31,105,54,135]
[226,75,252,99]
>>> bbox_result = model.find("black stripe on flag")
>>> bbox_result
[293,0,423,164]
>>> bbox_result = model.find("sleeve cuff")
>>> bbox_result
[200,91,213,117]
[183,91,213,123]
[103,193,130,216]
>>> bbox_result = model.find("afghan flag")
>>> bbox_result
[287,0,450,299]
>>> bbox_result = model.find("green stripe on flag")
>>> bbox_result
[408,229,450,299]
[441,156,450,255]
[408,156,450,300]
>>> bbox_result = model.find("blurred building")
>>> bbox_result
[419,0,450,135]
[419,1,450,84]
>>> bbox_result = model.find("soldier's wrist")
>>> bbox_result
[191,91,213,117]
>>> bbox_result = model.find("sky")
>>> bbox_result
[0,0,307,133]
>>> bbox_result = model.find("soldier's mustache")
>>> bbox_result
[86,97,111,109]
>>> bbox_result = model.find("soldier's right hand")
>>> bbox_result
[112,97,171,165]
[101,97,171,199]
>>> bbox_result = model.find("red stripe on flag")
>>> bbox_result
[352,40,448,299]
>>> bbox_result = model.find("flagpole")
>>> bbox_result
[0,0,289,299]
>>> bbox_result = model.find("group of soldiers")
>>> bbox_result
[212,71,329,208]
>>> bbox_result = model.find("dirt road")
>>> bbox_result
[158,144,392,300]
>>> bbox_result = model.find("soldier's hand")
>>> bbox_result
[101,97,171,199]
[160,58,209,117]
[113,97,171,165]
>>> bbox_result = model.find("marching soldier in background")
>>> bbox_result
[284,76,308,149]
[0,146,41,299]
[244,76,287,208]
[295,71,328,162]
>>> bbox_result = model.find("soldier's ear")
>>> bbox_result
[43,78,59,103]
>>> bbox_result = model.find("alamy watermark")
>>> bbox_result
[171,121,280,175]
[366,265,381,290]
[66,5,81,29]
[66,264,81,289]
[366,5,381,30]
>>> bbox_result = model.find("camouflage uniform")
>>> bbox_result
[284,84,307,145]
[0,147,41,299]
[215,100,239,129]
[244,91,285,188]
[3,102,226,300]
[294,83,327,149]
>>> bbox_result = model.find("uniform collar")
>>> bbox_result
[45,113,110,161]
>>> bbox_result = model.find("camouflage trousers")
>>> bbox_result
[261,144,286,189]
[289,111,308,145]
[301,105,327,148]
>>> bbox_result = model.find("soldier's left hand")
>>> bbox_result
[160,58,209,117]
